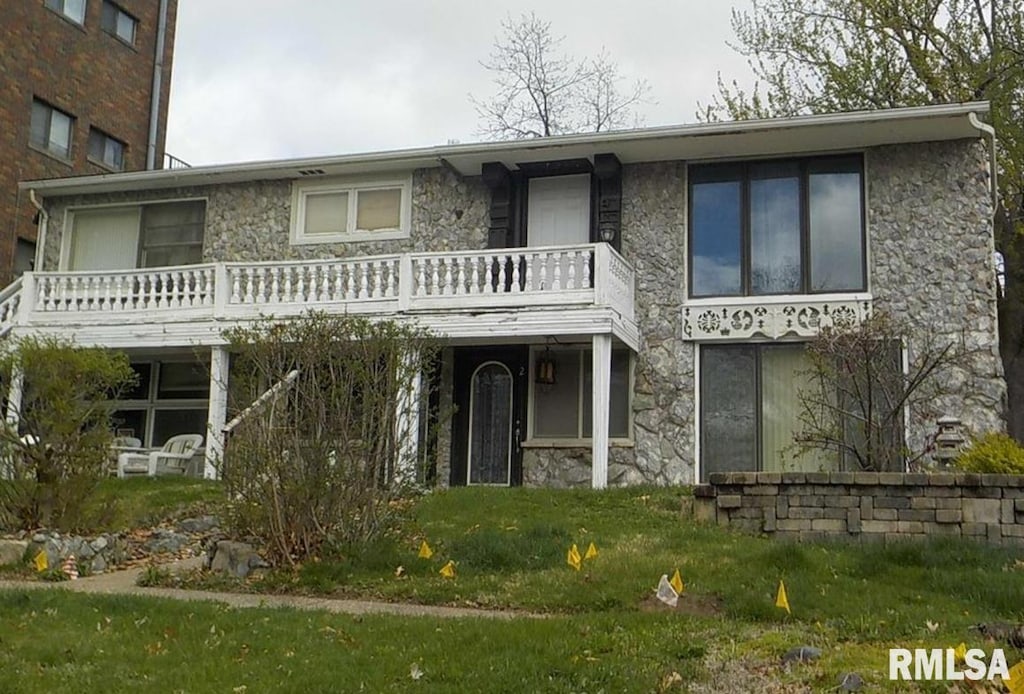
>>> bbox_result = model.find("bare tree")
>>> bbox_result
[472,13,651,139]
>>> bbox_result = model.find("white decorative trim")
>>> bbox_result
[683,294,872,341]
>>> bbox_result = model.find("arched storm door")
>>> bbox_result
[468,362,513,485]
[451,347,526,487]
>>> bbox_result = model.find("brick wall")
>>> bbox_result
[690,472,1024,546]
[0,0,176,280]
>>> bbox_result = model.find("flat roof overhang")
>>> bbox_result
[21,102,991,197]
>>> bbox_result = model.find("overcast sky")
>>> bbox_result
[165,1,755,166]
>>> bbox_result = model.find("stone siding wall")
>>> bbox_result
[41,168,489,270]
[868,140,1005,447]
[693,472,1024,546]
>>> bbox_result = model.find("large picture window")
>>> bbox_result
[529,347,631,441]
[111,359,208,448]
[290,177,411,244]
[699,343,838,481]
[689,155,865,297]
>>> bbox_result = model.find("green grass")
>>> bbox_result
[0,590,713,693]
[83,477,223,532]
[6,484,1024,690]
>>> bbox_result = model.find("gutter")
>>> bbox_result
[968,111,998,211]
[146,0,170,170]
[28,189,46,273]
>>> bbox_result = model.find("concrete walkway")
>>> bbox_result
[0,558,538,620]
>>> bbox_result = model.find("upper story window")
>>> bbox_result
[29,99,74,160]
[688,155,865,298]
[290,177,411,244]
[87,127,125,170]
[65,200,205,271]
[101,1,136,44]
[44,0,86,25]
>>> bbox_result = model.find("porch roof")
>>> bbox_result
[21,102,991,197]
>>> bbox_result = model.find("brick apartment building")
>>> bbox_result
[0,0,177,284]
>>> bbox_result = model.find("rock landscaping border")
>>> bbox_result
[688,472,1024,546]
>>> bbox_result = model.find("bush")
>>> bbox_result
[0,337,135,531]
[954,432,1024,474]
[221,312,441,566]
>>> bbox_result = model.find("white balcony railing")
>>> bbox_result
[2,243,634,336]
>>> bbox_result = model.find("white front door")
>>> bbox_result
[527,174,591,247]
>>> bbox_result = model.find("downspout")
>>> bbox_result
[968,111,998,212]
[28,189,46,272]
[146,0,170,170]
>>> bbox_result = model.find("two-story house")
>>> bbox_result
[7,102,1006,488]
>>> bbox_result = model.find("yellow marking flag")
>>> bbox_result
[418,540,433,559]
[584,542,598,560]
[567,544,582,571]
[670,568,684,595]
[953,642,967,663]
[34,550,48,573]
[1007,660,1024,694]
[439,560,456,579]
[775,580,791,615]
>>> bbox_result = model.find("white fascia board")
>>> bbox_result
[21,102,991,198]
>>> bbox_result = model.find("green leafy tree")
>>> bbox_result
[0,337,136,531]
[704,0,1024,437]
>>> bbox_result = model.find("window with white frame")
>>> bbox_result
[30,99,74,160]
[87,127,125,170]
[101,0,136,44]
[290,178,411,244]
[44,0,86,24]
[529,346,631,441]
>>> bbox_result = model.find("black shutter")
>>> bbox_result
[594,153,622,252]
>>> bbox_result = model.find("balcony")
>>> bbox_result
[1,243,637,349]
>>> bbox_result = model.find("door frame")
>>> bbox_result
[450,346,528,486]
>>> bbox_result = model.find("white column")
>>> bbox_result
[591,334,612,489]
[394,350,421,485]
[205,347,229,480]
[5,364,23,427]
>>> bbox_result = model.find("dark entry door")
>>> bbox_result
[451,347,527,486]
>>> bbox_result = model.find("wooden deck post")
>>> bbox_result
[591,333,611,489]
[205,346,229,480]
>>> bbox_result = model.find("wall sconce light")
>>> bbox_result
[535,345,557,386]
[599,223,616,243]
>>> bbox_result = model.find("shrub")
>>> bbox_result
[0,337,135,531]
[221,312,442,566]
[954,432,1024,474]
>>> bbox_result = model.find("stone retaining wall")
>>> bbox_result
[690,472,1024,546]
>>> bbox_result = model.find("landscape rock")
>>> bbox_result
[781,646,821,666]
[144,530,191,555]
[0,539,28,566]
[207,540,270,578]
[177,515,220,534]
[838,672,863,691]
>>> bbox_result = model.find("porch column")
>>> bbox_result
[591,334,612,489]
[205,347,229,480]
[394,350,421,484]
[5,364,23,427]
[2,365,22,480]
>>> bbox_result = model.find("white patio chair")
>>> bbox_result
[117,433,203,478]
[108,436,143,476]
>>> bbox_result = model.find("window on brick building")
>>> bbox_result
[30,100,74,160]
[88,128,125,170]
[101,1,136,44]
[44,0,86,25]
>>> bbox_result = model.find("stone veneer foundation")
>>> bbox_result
[691,472,1024,546]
